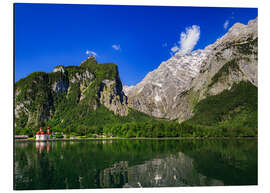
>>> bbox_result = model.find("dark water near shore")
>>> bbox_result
[14,139,257,190]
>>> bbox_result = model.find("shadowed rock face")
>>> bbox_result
[99,152,224,188]
[98,78,128,116]
[123,18,258,122]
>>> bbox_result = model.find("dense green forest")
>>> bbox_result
[181,81,257,137]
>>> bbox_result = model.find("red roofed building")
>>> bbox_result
[36,127,51,141]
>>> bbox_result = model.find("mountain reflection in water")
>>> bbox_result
[100,152,223,188]
[14,139,257,190]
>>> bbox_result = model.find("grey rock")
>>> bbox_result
[99,79,129,116]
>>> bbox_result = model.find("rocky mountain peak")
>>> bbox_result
[215,17,257,47]
[124,17,258,121]
[80,56,98,67]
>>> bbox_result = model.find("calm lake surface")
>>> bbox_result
[14,139,257,190]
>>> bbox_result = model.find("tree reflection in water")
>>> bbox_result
[14,139,257,190]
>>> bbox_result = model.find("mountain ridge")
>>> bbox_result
[123,17,257,122]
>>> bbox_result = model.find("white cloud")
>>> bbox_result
[86,50,97,57]
[112,44,121,51]
[224,20,229,29]
[179,25,200,55]
[171,25,200,55]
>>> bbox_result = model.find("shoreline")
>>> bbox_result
[15,136,258,142]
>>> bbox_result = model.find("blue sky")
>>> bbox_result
[14,3,257,85]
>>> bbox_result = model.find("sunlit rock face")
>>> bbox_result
[124,49,208,119]
[123,18,258,122]
[99,152,224,188]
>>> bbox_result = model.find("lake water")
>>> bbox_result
[14,139,257,190]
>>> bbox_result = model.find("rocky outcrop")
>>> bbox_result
[52,80,69,93]
[124,18,258,122]
[98,79,128,116]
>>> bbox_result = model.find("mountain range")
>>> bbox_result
[14,18,258,137]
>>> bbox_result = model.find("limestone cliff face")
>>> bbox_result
[14,56,128,130]
[124,18,258,122]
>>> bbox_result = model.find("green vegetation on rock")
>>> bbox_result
[209,58,240,88]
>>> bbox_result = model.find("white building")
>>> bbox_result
[36,127,51,141]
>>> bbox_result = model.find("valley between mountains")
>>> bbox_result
[14,18,258,138]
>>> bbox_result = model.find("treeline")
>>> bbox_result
[16,120,257,139]
[103,121,256,138]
